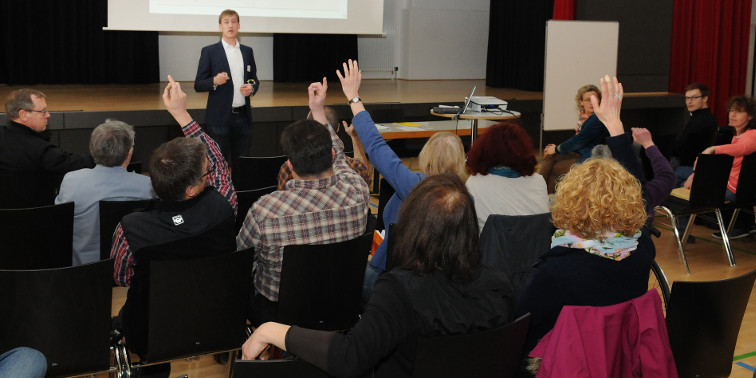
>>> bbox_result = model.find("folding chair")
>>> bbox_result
[0,202,74,269]
[665,269,756,378]
[0,259,114,377]
[113,248,254,377]
[655,154,734,273]
[233,155,287,190]
[723,153,756,234]
[278,233,373,331]
[412,314,531,378]
[99,199,151,260]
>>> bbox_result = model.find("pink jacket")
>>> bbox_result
[715,129,756,193]
[529,289,678,378]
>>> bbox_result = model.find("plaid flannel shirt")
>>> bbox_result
[237,123,370,301]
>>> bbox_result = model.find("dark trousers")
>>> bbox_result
[206,107,252,168]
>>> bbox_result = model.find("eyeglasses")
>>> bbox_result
[200,165,214,179]
[685,96,702,102]
[26,108,48,114]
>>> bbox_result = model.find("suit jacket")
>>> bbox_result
[194,41,259,127]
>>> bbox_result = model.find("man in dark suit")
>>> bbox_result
[195,9,259,167]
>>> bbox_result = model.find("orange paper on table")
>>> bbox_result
[371,230,384,256]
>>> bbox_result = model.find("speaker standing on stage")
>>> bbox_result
[195,9,259,167]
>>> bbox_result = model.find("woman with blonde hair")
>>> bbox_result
[540,84,608,193]
[517,76,655,360]
[336,60,468,301]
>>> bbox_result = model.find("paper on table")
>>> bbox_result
[374,124,390,131]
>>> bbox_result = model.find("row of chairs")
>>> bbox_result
[656,153,756,273]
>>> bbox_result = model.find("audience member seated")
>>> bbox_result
[517,76,654,371]
[539,84,608,193]
[670,82,718,187]
[111,76,238,376]
[0,89,94,208]
[336,60,468,302]
[237,77,370,326]
[242,173,516,378]
[465,121,549,230]
[55,120,155,265]
[683,95,756,239]
[277,106,372,189]
[0,347,46,378]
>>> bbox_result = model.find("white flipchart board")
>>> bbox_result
[543,20,619,132]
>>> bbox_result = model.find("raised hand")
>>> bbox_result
[631,128,655,149]
[308,77,328,125]
[336,59,361,100]
[591,75,624,136]
[162,75,192,125]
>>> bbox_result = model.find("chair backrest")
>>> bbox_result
[665,269,756,378]
[232,358,332,378]
[233,155,288,190]
[412,313,532,378]
[142,248,254,362]
[733,152,756,205]
[385,223,397,271]
[278,233,373,330]
[0,201,74,269]
[0,259,113,377]
[375,178,395,231]
[235,186,277,232]
[688,153,733,211]
[478,213,554,300]
[99,199,152,260]
[127,161,142,174]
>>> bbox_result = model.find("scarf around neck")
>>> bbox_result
[551,228,641,261]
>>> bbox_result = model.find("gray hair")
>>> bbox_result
[89,119,135,166]
[5,89,45,120]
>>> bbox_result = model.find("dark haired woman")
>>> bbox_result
[465,121,549,230]
[241,174,516,378]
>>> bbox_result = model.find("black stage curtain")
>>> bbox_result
[0,1,158,85]
[486,0,554,90]
[273,34,358,83]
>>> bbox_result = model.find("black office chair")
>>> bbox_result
[0,259,114,377]
[665,269,756,378]
[233,155,288,190]
[235,186,277,232]
[99,199,152,260]
[0,201,74,269]
[723,153,756,234]
[278,233,373,331]
[412,313,531,378]
[655,154,734,273]
[113,248,254,377]
[375,178,395,230]
[479,213,554,300]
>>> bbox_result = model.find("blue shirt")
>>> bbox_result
[55,165,154,265]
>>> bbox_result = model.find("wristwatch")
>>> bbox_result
[348,96,361,105]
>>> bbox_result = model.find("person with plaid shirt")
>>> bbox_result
[237,77,370,325]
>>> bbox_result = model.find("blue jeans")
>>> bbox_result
[206,109,252,167]
[674,166,695,188]
[0,347,47,378]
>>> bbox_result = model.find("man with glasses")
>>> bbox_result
[110,76,238,374]
[670,83,718,187]
[0,89,94,208]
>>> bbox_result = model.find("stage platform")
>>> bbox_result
[0,80,685,165]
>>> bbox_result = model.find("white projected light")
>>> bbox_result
[106,0,383,34]
[149,0,348,19]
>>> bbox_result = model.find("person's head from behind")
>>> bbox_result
[393,173,480,281]
[465,121,536,176]
[90,119,135,167]
[576,84,601,114]
[307,106,340,131]
[418,132,466,180]
[5,88,49,132]
[149,138,209,201]
[684,83,709,112]
[552,158,646,240]
[727,95,756,131]
[280,119,333,178]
